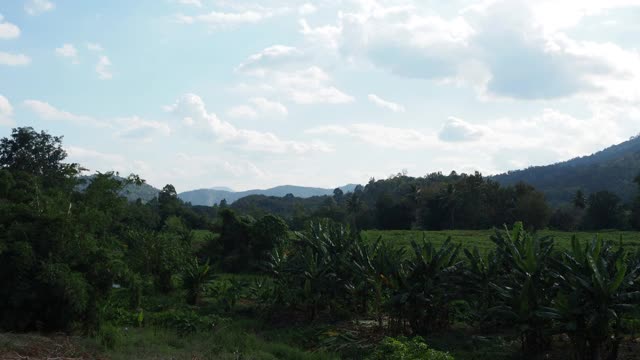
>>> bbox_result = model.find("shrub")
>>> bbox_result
[98,323,122,349]
[368,337,454,360]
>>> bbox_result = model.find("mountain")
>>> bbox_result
[492,135,640,204]
[178,184,359,206]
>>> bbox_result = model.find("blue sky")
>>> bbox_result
[1,0,640,191]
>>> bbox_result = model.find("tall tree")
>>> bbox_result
[0,127,79,181]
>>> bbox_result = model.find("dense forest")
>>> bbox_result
[2,127,640,360]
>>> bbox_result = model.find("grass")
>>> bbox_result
[0,325,338,360]
[99,325,338,360]
[363,229,640,254]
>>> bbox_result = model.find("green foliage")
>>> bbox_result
[368,337,454,360]
[488,222,556,356]
[148,309,230,337]
[182,257,213,305]
[541,238,640,359]
[98,323,123,349]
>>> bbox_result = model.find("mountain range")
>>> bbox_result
[178,184,359,206]
[115,182,360,206]
[111,135,640,206]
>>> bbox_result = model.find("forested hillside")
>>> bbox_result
[493,135,640,204]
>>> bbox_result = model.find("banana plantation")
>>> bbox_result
[262,221,640,360]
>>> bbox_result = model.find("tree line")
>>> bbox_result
[231,171,640,232]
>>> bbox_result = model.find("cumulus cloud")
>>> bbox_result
[0,52,31,66]
[96,55,113,79]
[25,0,55,15]
[55,43,79,64]
[165,93,331,153]
[297,0,640,102]
[0,95,14,126]
[237,54,354,105]
[438,117,485,142]
[0,15,20,39]
[368,94,405,112]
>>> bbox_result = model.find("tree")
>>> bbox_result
[573,190,586,209]
[0,127,79,184]
[584,191,623,230]
[333,188,344,203]
[630,175,640,230]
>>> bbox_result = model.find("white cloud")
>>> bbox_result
[0,52,31,66]
[23,99,106,126]
[298,3,317,15]
[0,15,20,39]
[368,94,405,112]
[250,97,288,116]
[227,97,288,119]
[25,0,55,15]
[174,0,202,7]
[86,42,104,52]
[96,55,113,79]
[115,116,171,142]
[227,105,258,119]
[438,117,485,142]
[307,123,437,150]
[55,43,79,64]
[0,95,14,126]
[174,6,288,29]
[166,93,331,153]
[236,45,304,74]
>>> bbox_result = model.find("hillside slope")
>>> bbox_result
[492,135,640,204]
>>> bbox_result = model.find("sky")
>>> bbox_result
[1,0,640,192]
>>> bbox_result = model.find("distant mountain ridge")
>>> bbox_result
[178,184,359,206]
[492,135,640,204]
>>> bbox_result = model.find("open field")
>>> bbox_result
[363,229,640,253]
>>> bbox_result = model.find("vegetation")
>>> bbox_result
[2,127,640,360]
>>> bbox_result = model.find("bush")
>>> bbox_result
[98,323,123,349]
[368,337,454,360]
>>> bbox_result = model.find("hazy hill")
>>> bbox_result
[492,135,640,204]
[178,184,359,206]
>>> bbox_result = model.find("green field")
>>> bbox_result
[363,229,640,253]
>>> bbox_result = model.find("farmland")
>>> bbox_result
[364,229,640,253]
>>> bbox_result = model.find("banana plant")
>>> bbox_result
[350,237,406,328]
[541,237,640,360]
[389,236,462,335]
[181,257,212,305]
[463,247,501,328]
[488,222,556,356]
